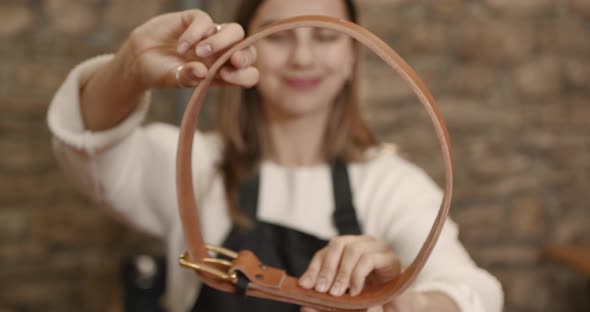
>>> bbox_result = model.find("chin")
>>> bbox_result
[272,96,332,119]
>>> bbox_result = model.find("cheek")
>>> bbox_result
[254,43,288,73]
[321,43,354,79]
[253,43,289,93]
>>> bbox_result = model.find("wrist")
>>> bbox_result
[80,43,149,131]
[113,39,149,92]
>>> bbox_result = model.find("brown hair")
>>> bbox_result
[216,0,376,228]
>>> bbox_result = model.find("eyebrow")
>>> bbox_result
[256,18,330,32]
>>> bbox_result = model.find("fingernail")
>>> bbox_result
[298,275,312,288]
[350,286,360,296]
[193,67,206,78]
[177,41,189,54]
[196,43,212,57]
[223,69,235,78]
[316,278,328,292]
[235,53,247,68]
[329,282,344,296]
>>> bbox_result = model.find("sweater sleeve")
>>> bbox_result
[47,54,151,153]
[47,55,221,239]
[358,153,504,312]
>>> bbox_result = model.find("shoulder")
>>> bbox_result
[348,144,444,238]
[348,144,443,207]
[355,144,438,188]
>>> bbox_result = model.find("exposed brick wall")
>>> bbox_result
[0,0,176,311]
[1,0,589,311]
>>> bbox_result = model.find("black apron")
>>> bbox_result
[192,160,362,311]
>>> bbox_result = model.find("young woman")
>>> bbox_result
[47,0,503,311]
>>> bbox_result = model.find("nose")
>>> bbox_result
[289,30,314,68]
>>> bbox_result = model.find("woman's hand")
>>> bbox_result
[297,235,401,311]
[123,9,259,89]
[297,235,460,312]
[80,9,258,131]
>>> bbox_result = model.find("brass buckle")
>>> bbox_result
[179,244,239,283]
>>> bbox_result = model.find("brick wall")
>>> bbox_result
[1,0,589,311]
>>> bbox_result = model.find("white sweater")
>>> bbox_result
[47,55,503,312]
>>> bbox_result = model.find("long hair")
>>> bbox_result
[216,0,376,228]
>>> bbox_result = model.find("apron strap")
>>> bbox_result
[238,174,260,221]
[331,160,362,235]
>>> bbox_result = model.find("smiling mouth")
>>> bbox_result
[283,77,322,91]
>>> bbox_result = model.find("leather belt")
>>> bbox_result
[175,15,454,311]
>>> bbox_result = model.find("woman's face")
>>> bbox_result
[249,0,355,120]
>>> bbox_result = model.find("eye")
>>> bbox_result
[265,30,291,43]
[314,29,342,42]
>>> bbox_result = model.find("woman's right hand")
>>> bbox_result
[122,9,259,89]
[80,10,258,131]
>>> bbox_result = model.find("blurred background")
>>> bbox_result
[1,0,589,311]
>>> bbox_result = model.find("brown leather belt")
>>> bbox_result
[175,15,454,311]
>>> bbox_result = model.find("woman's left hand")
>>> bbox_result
[297,235,401,311]
[297,236,460,312]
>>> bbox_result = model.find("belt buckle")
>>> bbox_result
[179,244,239,283]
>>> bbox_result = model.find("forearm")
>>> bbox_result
[81,41,146,131]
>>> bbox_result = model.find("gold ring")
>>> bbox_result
[175,64,186,88]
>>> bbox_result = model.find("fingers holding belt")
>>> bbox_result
[175,62,207,88]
